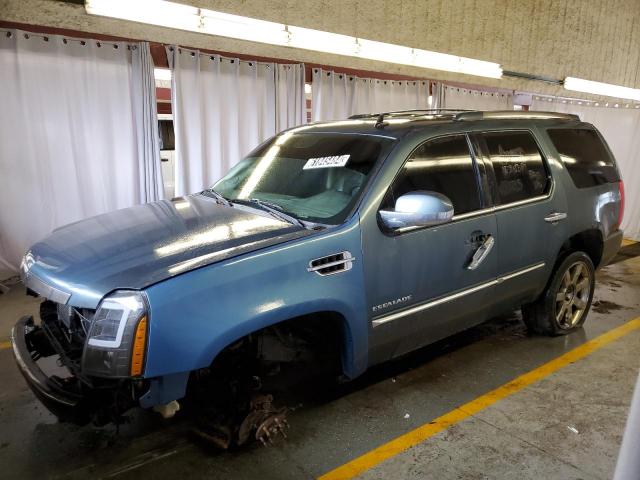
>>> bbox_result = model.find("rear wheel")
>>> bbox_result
[522,251,595,336]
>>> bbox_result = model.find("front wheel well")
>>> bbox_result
[184,312,350,447]
[252,312,348,374]
[557,229,604,269]
[205,311,350,383]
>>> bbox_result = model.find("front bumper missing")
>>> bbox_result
[12,314,148,425]
[11,315,88,423]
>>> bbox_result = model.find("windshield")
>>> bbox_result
[212,132,393,224]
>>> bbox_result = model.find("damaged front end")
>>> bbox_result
[11,294,150,426]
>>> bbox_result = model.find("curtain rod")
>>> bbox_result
[169,46,294,68]
[0,27,139,49]
[443,84,512,96]
[311,68,429,85]
[528,91,640,108]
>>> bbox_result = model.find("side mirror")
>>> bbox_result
[379,191,454,230]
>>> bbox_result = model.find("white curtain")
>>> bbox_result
[275,63,306,131]
[132,42,164,202]
[311,68,351,121]
[442,85,514,110]
[168,47,305,196]
[531,96,640,240]
[311,68,430,121]
[430,81,443,109]
[0,29,163,272]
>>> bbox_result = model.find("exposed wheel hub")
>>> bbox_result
[565,286,575,302]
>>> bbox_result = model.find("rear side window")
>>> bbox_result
[480,131,550,204]
[384,135,481,215]
[547,128,620,188]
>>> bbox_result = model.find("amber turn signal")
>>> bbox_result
[130,315,147,377]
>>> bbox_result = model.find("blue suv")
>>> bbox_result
[11,110,624,445]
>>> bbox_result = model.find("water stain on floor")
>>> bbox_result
[592,299,627,315]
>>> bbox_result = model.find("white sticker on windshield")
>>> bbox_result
[303,154,350,170]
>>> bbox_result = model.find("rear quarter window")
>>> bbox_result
[547,128,620,188]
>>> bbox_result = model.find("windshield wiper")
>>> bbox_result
[203,188,233,207]
[243,198,307,229]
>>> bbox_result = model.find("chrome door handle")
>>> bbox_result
[467,234,495,271]
[544,212,567,223]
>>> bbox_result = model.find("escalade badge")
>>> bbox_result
[372,295,412,313]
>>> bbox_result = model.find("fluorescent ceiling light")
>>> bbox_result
[154,68,172,81]
[564,77,640,102]
[86,0,202,31]
[85,0,503,79]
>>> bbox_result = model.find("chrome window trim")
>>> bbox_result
[391,188,554,231]
[447,188,553,223]
[450,207,494,222]
[371,262,546,327]
[379,129,556,233]
[492,191,553,212]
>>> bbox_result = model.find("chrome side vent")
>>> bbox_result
[307,251,355,276]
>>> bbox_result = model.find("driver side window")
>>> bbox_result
[384,135,482,215]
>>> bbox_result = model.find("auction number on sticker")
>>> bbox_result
[303,155,350,170]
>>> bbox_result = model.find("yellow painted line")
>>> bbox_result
[622,238,637,247]
[0,341,11,350]
[319,317,640,480]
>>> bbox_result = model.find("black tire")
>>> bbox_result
[522,251,595,336]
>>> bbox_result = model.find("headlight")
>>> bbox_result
[81,291,148,378]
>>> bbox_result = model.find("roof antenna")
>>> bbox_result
[374,113,388,129]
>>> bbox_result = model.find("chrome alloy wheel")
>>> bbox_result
[555,261,592,329]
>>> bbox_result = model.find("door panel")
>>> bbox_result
[367,214,498,360]
[364,134,498,364]
[492,197,566,306]
[474,130,568,313]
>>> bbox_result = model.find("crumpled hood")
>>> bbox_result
[22,194,311,308]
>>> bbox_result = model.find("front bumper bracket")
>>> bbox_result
[11,316,86,420]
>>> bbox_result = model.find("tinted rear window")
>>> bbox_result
[547,128,619,188]
[480,131,550,204]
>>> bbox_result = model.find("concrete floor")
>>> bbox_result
[0,253,639,480]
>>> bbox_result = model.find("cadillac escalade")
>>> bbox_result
[11,110,624,446]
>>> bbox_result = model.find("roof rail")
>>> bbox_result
[454,110,580,121]
[348,109,473,120]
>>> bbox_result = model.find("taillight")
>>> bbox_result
[618,181,625,229]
